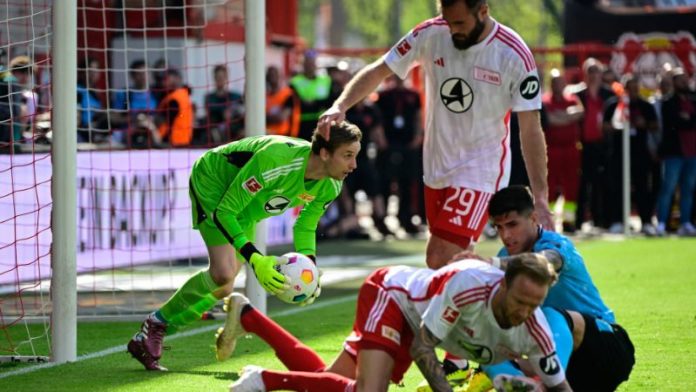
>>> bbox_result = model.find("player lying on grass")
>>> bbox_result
[452,185,634,390]
[127,122,362,371]
[484,307,634,392]
[218,253,572,392]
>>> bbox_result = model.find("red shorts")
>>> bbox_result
[424,185,492,248]
[343,268,414,384]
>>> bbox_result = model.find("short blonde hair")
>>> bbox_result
[504,253,558,288]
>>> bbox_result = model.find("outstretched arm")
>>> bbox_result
[317,60,394,138]
[517,110,553,231]
[410,325,452,392]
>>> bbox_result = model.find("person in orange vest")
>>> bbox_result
[266,65,300,137]
[157,68,193,147]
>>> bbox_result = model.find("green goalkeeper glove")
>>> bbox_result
[249,253,290,295]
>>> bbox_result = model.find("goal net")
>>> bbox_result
[0,0,294,364]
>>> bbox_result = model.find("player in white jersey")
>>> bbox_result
[318,0,553,269]
[225,253,571,392]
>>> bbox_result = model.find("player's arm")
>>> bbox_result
[410,325,453,392]
[317,60,393,136]
[517,110,553,230]
[293,197,336,259]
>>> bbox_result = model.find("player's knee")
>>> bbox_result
[355,374,389,392]
[208,262,239,286]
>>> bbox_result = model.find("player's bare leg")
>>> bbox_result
[325,349,358,379]
[425,234,472,269]
[207,243,243,298]
[355,349,395,392]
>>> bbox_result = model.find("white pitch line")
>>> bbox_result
[0,294,357,380]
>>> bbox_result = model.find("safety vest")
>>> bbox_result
[289,74,331,121]
[266,86,300,137]
[158,87,193,146]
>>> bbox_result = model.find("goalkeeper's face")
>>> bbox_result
[323,141,360,180]
[442,1,488,51]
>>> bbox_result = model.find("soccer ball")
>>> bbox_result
[275,252,319,304]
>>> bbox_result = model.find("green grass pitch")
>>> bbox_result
[1,237,695,391]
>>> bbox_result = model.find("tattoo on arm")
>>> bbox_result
[539,249,564,271]
[410,326,453,392]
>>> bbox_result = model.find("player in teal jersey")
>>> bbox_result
[128,121,362,371]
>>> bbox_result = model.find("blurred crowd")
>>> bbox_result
[1,51,695,238]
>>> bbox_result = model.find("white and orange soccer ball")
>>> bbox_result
[275,252,319,304]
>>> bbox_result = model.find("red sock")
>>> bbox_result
[240,306,326,372]
[262,369,355,392]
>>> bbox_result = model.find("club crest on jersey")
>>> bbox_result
[243,177,263,194]
[381,325,401,345]
[298,193,315,203]
[539,353,561,375]
[440,78,474,113]
[520,75,540,100]
[474,67,501,86]
[441,306,460,324]
[264,196,291,215]
[396,39,412,56]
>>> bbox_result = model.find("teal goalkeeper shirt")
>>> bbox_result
[190,135,342,256]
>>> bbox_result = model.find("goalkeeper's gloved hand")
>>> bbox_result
[298,267,323,307]
[249,253,290,295]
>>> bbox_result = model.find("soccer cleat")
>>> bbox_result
[229,365,266,392]
[492,374,543,392]
[127,316,168,370]
[415,359,473,392]
[127,337,167,371]
[464,370,494,392]
[216,293,250,361]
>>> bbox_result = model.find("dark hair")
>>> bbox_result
[310,121,362,155]
[439,0,486,10]
[504,253,558,288]
[488,185,534,218]
[130,59,146,71]
[213,64,227,75]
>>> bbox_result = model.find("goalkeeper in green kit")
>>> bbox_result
[128,121,362,371]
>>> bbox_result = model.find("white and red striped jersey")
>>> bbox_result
[380,260,566,387]
[383,19,542,192]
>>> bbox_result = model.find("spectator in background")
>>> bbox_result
[290,51,332,141]
[150,58,168,104]
[656,68,696,236]
[574,58,616,231]
[345,98,393,238]
[4,56,38,143]
[542,69,584,231]
[376,74,425,235]
[112,59,158,147]
[266,65,300,137]
[204,64,244,143]
[603,74,660,235]
[156,68,193,147]
[77,57,108,143]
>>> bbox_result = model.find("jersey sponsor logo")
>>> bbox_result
[442,306,460,324]
[520,75,540,100]
[396,39,412,56]
[381,325,401,345]
[440,78,474,113]
[474,67,501,86]
[243,177,263,194]
[539,353,561,375]
[264,196,291,215]
[298,192,315,203]
[434,57,445,67]
[456,339,493,364]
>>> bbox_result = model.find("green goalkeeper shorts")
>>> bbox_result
[189,180,256,248]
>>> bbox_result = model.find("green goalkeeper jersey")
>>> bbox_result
[190,135,341,256]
